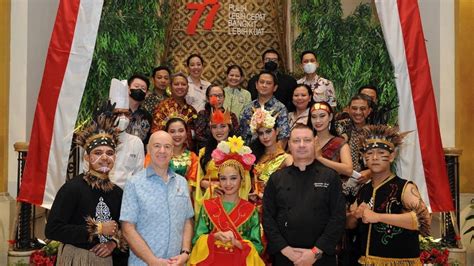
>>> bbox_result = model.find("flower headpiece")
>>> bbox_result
[75,101,120,153]
[358,125,410,153]
[250,106,277,133]
[311,102,332,114]
[211,136,256,171]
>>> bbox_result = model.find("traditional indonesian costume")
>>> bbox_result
[356,175,421,265]
[189,197,264,266]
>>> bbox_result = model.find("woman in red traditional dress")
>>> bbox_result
[189,136,264,266]
[308,101,352,177]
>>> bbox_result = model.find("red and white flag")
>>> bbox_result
[375,0,453,212]
[18,0,104,209]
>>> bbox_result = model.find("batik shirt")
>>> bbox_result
[142,90,169,114]
[298,75,337,107]
[239,96,290,145]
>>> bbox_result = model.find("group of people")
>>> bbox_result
[44,49,431,266]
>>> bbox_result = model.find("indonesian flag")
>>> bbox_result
[375,0,453,212]
[17,0,104,209]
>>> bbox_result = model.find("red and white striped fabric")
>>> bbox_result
[18,0,104,209]
[375,0,453,212]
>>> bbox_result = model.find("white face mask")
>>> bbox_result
[303,62,317,74]
[116,116,130,132]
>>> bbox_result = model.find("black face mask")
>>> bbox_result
[130,89,146,101]
[264,61,278,72]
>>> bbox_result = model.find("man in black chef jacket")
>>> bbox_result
[262,124,346,265]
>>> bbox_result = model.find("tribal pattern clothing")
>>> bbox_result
[45,174,123,250]
[356,175,421,265]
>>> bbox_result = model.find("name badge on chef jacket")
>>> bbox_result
[313,182,329,188]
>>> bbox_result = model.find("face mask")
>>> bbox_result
[116,116,130,132]
[264,61,278,72]
[130,89,146,101]
[303,62,317,74]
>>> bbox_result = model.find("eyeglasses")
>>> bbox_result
[264,58,278,63]
[209,94,224,99]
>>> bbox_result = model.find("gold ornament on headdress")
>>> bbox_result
[311,102,332,114]
[161,112,193,127]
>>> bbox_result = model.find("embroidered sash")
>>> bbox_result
[203,197,255,241]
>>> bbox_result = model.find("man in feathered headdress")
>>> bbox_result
[46,111,126,265]
[347,125,430,265]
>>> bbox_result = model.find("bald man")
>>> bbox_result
[120,131,194,266]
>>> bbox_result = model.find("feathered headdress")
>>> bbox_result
[209,95,231,125]
[211,136,256,199]
[250,106,277,133]
[358,125,410,153]
[75,101,120,154]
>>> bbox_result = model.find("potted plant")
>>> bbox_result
[29,240,60,266]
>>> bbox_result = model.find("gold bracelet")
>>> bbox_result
[410,211,419,230]
[97,222,103,235]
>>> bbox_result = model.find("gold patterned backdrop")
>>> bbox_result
[164,0,288,86]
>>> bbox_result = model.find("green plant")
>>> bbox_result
[76,0,169,127]
[292,0,397,122]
